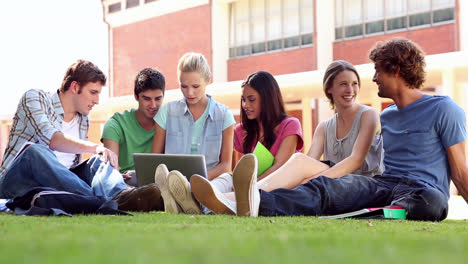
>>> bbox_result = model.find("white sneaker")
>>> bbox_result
[233,154,260,217]
[191,175,236,215]
[168,171,201,214]
[154,164,181,214]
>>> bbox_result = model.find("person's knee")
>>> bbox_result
[406,188,448,221]
[291,152,306,161]
[18,144,53,161]
[291,152,317,165]
[25,144,47,155]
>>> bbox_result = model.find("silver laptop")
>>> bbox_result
[133,153,208,187]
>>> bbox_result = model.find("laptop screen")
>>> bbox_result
[133,153,208,187]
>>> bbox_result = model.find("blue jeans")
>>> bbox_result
[0,144,128,199]
[259,174,448,221]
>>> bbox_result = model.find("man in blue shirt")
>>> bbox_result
[195,38,468,221]
[0,60,163,212]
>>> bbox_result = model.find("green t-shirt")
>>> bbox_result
[102,108,155,173]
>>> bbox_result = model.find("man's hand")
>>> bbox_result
[96,145,119,168]
[121,173,132,180]
[446,141,468,204]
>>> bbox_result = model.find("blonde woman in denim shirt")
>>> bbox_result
[152,52,235,214]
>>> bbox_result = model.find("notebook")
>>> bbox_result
[133,153,208,187]
[252,141,274,176]
[318,206,407,220]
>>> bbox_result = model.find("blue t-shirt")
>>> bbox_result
[381,95,466,197]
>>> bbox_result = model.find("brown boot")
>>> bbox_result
[114,184,163,212]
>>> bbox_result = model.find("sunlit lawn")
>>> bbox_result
[0,212,467,264]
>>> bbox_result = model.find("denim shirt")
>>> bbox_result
[165,96,228,170]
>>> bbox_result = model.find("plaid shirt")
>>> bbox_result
[0,89,89,178]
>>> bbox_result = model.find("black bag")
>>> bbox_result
[6,187,130,216]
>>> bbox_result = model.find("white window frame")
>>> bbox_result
[229,0,314,58]
[334,0,456,41]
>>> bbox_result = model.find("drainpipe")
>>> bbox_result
[101,0,113,98]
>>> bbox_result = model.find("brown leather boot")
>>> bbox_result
[114,184,164,212]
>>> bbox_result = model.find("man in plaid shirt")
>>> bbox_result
[0,60,163,212]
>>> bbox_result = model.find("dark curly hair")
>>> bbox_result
[369,38,426,89]
[134,68,165,98]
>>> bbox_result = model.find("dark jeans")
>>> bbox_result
[259,174,448,221]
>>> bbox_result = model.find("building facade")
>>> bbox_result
[101,0,461,94]
[97,0,467,152]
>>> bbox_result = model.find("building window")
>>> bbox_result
[229,0,314,58]
[108,2,122,13]
[335,0,455,41]
[126,0,139,9]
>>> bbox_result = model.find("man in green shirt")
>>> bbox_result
[102,68,165,185]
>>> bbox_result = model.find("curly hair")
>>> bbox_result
[369,38,426,89]
[134,68,165,98]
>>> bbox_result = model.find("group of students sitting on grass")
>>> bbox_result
[0,38,466,221]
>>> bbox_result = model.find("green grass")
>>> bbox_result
[0,212,467,264]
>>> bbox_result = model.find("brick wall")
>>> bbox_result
[333,23,457,65]
[112,4,212,96]
[227,46,317,82]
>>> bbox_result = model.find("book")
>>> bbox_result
[252,141,274,176]
[318,206,406,220]
[12,141,35,163]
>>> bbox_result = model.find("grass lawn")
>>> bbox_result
[0,212,467,264]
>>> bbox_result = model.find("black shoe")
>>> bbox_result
[114,184,163,212]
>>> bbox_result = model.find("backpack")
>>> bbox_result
[6,187,130,216]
